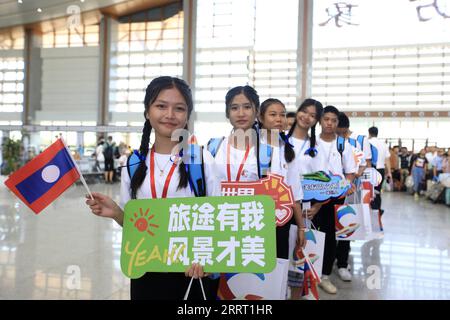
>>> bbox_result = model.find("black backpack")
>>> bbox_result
[103,143,113,159]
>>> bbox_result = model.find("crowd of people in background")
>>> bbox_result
[92,136,132,184]
[388,145,450,200]
[3,75,449,300]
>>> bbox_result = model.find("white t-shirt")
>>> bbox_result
[120,149,219,209]
[290,136,315,175]
[368,137,390,169]
[311,136,358,176]
[211,136,302,202]
[425,152,436,170]
[96,144,104,162]
[261,137,303,202]
[349,132,371,164]
[213,136,259,182]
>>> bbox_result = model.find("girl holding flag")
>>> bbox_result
[85,76,220,300]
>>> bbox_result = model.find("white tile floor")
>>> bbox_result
[1,177,449,300]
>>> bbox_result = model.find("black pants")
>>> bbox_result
[371,168,385,212]
[336,240,350,269]
[131,272,219,300]
[276,216,293,259]
[312,197,345,276]
[104,158,114,171]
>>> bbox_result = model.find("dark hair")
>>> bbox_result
[259,99,291,163]
[130,76,193,199]
[368,126,378,137]
[285,98,323,161]
[225,85,268,178]
[259,98,285,120]
[337,112,350,129]
[225,85,260,118]
[286,112,296,118]
[322,105,340,118]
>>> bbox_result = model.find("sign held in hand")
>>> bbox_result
[121,195,277,279]
[220,173,294,226]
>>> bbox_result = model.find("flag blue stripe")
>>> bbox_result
[16,148,76,204]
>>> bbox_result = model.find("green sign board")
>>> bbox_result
[121,195,276,279]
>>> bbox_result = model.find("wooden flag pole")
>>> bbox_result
[60,137,94,200]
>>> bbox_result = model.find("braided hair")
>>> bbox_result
[130,76,193,199]
[284,98,324,162]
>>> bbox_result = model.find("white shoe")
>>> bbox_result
[302,292,318,300]
[338,268,352,282]
[318,276,337,294]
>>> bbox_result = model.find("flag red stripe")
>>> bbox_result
[4,139,66,187]
[28,167,80,214]
[3,181,32,209]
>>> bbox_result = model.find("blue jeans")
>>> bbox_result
[412,166,425,193]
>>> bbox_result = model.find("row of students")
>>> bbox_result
[85,76,364,300]
[335,112,372,284]
[85,77,307,300]
[290,105,358,295]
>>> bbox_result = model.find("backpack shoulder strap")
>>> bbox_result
[258,142,273,178]
[207,137,225,158]
[186,144,207,197]
[347,137,357,148]
[336,136,345,156]
[127,151,143,180]
[357,135,365,150]
[370,143,378,167]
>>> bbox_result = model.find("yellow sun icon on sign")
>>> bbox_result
[263,175,291,203]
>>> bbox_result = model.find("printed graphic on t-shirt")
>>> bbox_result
[415,158,426,168]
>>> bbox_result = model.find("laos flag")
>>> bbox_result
[4,139,80,214]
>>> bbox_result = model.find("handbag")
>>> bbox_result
[217,258,289,300]
[405,176,414,188]
[288,222,325,279]
[335,185,374,241]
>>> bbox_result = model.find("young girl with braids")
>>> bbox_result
[282,98,324,299]
[85,76,220,300]
[257,98,306,260]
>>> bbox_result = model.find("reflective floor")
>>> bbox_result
[1,176,449,300]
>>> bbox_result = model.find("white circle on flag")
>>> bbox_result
[42,165,60,183]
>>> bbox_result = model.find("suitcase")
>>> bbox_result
[428,183,445,203]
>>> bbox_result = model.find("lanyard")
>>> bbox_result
[150,148,178,199]
[226,141,250,182]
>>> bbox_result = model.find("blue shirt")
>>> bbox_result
[432,156,444,171]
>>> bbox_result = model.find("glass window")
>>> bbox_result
[109,4,184,120]
[194,0,300,136]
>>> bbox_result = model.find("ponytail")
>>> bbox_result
[281,119,296,163]
[177,125,189,191]
[281,131,295,163]
[308,124,318,158]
